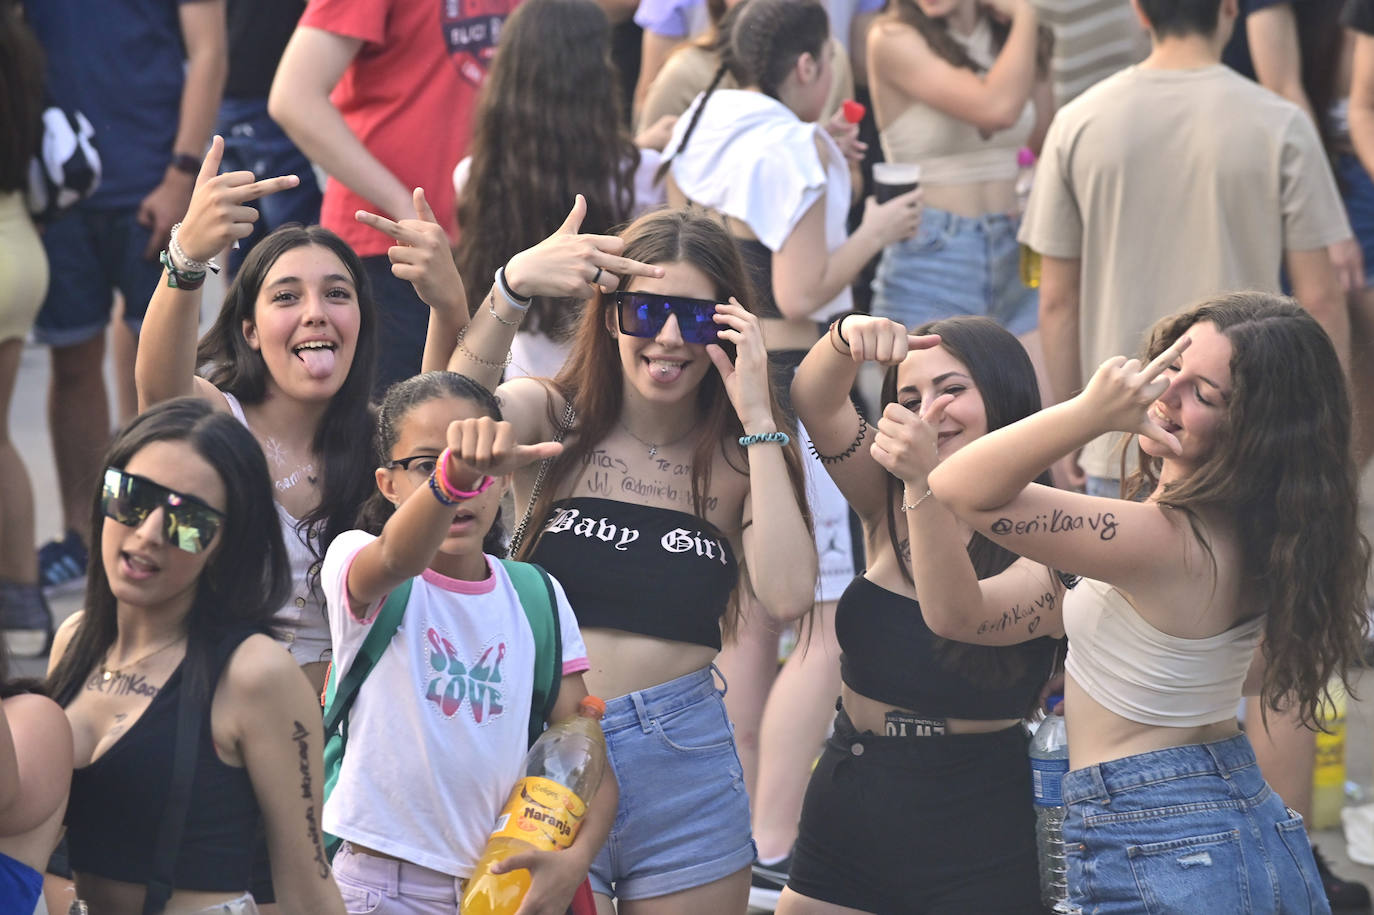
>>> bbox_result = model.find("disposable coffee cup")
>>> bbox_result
[873,162,922,203]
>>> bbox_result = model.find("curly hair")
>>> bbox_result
[456,0,639,340]
[1127,292,1370,728]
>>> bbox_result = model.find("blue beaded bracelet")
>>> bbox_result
[428,471,460,506]
[739,432,790,447]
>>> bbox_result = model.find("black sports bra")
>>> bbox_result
[65,629,261,891]
[835,575,1061,720]
[530,497,739,649]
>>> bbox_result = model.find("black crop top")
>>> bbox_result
[530,497,739,650]
[737,239,783,320]
[835,575,1060,719]
[65,629,261,891]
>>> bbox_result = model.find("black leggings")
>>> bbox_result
[787,708,1045,914]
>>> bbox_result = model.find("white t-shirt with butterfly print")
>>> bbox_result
[321,529,590,877]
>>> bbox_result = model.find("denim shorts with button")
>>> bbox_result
[1062,734,1329,914]
[589,666,755,901]
[871,206,1038,336]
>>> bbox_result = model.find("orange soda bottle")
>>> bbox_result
[461,695,609,915]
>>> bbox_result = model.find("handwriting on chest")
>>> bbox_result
[580,451,720,513]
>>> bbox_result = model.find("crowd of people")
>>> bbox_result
[5,0,1374,911]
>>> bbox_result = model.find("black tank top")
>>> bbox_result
[530,497,739,649]
[836,575,1060,719]
[65,629,261,891]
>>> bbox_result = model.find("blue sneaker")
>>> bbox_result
[0,580,53,658]
[38,530,87,593]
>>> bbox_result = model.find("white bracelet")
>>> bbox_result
[495,267,531,312]
[168,223,220,275]
[901,487,934,512]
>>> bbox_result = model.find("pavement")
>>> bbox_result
[9,290,1374,909]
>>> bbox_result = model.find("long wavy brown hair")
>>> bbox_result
[1127,292,1370,728]
[515,207,812,631]
[457,0,640,339]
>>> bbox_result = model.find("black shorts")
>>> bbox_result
[787,709,1045,914]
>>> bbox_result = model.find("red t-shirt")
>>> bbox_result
[300,0,517,257]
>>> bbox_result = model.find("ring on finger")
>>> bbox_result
[592,266,604,286]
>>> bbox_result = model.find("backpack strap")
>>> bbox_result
[323,578,415,737]
[500,559,563,747]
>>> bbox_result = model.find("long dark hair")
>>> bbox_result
[356,372,508,556]
[196,225,378,590]
[47,398,291,708]
[886,0,1050,78]
[0,0,44,193]
[658,0,829,182]
[1127,293,1370,727]
[516,207,811,628]
[881,317,1056,684]
[457,0,639,340]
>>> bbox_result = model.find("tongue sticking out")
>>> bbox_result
[649,360,684,384]
[297,347,337,380]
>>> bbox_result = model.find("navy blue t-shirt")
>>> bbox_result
[22,0,209,209]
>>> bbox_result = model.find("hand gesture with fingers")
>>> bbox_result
[356,188,466,314]
[707,299,774,430]
[841,315,941,365]
[175,135,301,263]
[1079,335,1193,455]
[870,393,950,486]
[503,195,664,301]
[446,417,564,481]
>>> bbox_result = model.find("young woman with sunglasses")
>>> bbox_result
[423,202,816,914]
[44,397,345,915]
[136,137,403,698]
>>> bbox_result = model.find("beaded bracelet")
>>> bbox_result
[428,471,460,506]
[739,431,790,447]
[435,448,496,500]
[159,250,206,291]
[808,414,868,465]
[168,222,220,275]
[455,326,513,369]
[901,487,934,512]
[496,267,532,311]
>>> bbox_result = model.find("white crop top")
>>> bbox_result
[221,391,332,665]
[1062,576,1263,728]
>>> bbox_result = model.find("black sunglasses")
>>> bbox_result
[615,291,723,346]
[101,467,226,554]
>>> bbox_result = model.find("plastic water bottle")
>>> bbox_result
[1015,147,1041,289]
[1030,697,1072,912]
[1313,677,1349,829]
[461,696,609,915]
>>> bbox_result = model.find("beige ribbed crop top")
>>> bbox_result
[879,17,1035,184]
[1062,576,1263,728]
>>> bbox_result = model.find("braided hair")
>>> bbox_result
[657,0,829,182]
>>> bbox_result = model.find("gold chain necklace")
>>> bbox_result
[99,635,185,682]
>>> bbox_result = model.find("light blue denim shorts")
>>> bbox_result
[589,666,755,900]
[871,206,1038,336]
[1062,734,1329,914]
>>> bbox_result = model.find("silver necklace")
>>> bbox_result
[620,421,695,459]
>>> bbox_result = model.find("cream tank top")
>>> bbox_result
[221,391,332,665]
[1062,576,1264,727]
[879,17,1035,185]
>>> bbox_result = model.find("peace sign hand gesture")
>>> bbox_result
[174,135,301,264]
[1079,335,1193,455]
[356,188,467,315]
[503,195,664,300]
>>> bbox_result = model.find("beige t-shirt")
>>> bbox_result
[1020,63,1351,479]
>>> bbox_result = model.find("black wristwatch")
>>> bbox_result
[170,152,201,177]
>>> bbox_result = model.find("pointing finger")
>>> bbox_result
[196,136,223,190]
[355,209,406,240]
[239,174,301,202]
[1142,334,1192,381]
[907,333,942,351]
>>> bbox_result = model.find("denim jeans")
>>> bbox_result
[871,206,1038,336]
[1062,734,1329,914]
[214,97,322,277]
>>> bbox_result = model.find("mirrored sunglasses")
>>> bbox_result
[101,467,226,554]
